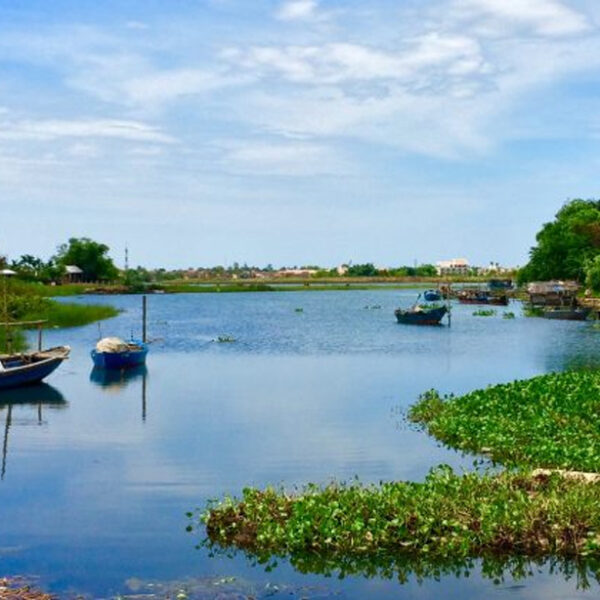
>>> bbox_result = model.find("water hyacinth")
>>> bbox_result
[409,371,600,472]
[199,468,600,562]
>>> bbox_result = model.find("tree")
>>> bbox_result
[518,199,600,284]
[346,263,379,277]
[55,237,118,282]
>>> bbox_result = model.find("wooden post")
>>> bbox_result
[142,295,147,343]
[37,323,43,351]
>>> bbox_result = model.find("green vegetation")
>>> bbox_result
[518,199,600,285]
[199,369,600,574]
[21,301,120,328]
[473,309,496,317]
[502,312,516,319]
[409,371,600,471]
[55,237,118,281]
[200,467,600,564]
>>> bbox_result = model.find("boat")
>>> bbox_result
[0,346,71,390]
[542,307,592,321]
[91,295,149,370]
[457,290,509,306]
[394,304,448,325]
[423,289,442,302]
[91,337,148,369]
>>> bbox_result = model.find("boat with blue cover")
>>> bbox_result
[91,337,148,369]
[423,289,442,301]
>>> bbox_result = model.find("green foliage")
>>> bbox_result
[585,255,600,292]
[409,371,600,471]
[519,199,600,284]
[346,263,378,277]
[502,312,516,319]
[199,467,600,565]
[55,237,118,281]
[472,309,496,317]
[20,302,120,328]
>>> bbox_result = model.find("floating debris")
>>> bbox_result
[502,312,516,319]
[216,335,236,343]
[0,577,55,600]
[294,308,304,313]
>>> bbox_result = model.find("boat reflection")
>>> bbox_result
[89,366,149,422]
[89,365,148,389]
[0,383,67,481]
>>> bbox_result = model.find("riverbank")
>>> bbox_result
[199,368,600,571]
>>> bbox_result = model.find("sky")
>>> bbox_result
[1,0,600,270]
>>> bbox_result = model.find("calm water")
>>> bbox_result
[1,289,600,598]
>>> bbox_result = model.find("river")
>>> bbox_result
[1,289,599,598]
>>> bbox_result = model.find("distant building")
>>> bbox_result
[436,258,470,276]
[64,265,83,283]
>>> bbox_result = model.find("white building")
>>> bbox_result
[436,258,470,276]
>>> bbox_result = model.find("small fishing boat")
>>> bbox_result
[542,307,591,321]
[0,346,71,390]
[394,304,448,325]
[91,337,148,369]
[91,295,149,370]
[423,289,442,302]
[457,290,509,306]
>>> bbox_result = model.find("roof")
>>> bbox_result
[65,265,83,274]
[527,280,579,294]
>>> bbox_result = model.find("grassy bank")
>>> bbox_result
[21,301,120,328]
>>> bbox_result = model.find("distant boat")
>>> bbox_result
[423,289,442,301]
[394,304,448,326]
[542,307,591,321]
[457,290,509,306]
[0,346,71,390]
[91,337,148,369]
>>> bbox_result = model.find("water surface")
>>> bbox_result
[0,290,599,598]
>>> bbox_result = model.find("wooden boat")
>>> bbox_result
[457,290,509,306]
[423,289,442,301]
[91,295,149,370]
[0,346,71,390]
[395,305,448,325]
[542,307,591,321]
[91,338,148,369]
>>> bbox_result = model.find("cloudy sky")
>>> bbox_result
[1,0,599,269]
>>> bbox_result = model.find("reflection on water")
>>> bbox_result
[201,542,600,592]
[90,366,148,421]
[1,292,599,598]
[0,383,66,481]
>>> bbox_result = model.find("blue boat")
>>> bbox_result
[394,305,448,325]
[0,346,71,390]
[423,289,442,302]
[91,338,148,370]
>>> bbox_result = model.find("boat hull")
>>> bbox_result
[0,347,70,390]
[395,306,448,325]
[542,308,591,321]
[91,343,148,369]
[458,295,508,306]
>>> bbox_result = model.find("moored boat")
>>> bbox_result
[457,290,508,306]
[0,346,71,390]
[91,337,148,369]
[423,289,442,302]
[542,307,591,321]
[394,304,448,325]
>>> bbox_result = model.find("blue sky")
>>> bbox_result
[1,0,600,269]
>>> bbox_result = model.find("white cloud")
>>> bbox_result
[219,140,348,176]
[0,118,175,144]
[454,0,590,36]
[223,35,488,87]
[276,0,319,21]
